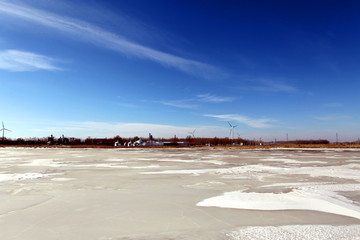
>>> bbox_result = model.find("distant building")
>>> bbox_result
[146,141,164,146]
[134,139,144,146]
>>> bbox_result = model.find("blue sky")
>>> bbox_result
[0,0,359,141]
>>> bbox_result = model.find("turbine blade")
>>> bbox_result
[228,122,232,127]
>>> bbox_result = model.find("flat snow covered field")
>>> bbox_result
[0,147,360,239]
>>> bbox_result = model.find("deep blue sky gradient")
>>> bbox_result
[0,0,359,141]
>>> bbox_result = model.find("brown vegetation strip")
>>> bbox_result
[1,144,360,149]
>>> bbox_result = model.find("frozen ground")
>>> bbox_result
[0,147,359,239]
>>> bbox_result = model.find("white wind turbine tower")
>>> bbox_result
[1,121,11,141]
[228,122,237,140]
[188,129,196,138]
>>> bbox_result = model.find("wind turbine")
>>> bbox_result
[188,129,196,138]
[1,122,11,141]
[228,122,237,140]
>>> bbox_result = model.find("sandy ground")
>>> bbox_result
[0,147,359,239]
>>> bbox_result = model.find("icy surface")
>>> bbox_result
[225,225,360,240]
[0,147,359,240]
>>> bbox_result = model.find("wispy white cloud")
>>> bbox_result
[156,100,198,109]
[324,103,343,107]
[155,93,235,109]
[239,78,297,93]
[260,79,296,92]
[313,116,335,121]
[313,115,351,121]
[0,49,61,71]
[196,93,236,103]
[0,1,225,79]
[205,114,275,128]
[116,96,141,108]
[116,102,140,108]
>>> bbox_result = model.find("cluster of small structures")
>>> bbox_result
[116,139,194,147]
[116,133,195,147]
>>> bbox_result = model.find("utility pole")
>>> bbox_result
[286,133,288,142]
[336,133,338,144]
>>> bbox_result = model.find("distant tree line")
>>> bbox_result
[1,135,360,147]
[274,140,330,145]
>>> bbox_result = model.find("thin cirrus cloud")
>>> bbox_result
[0,1,225,79]
[239,78,297,93]
[196,93,236,103]
[156,93,235,109]
[324,103,343,107]
[205,114,275,128]
[313,116,335,121]
[313,115,350,121]
[155,100,198,109]
[0,49,61,71]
